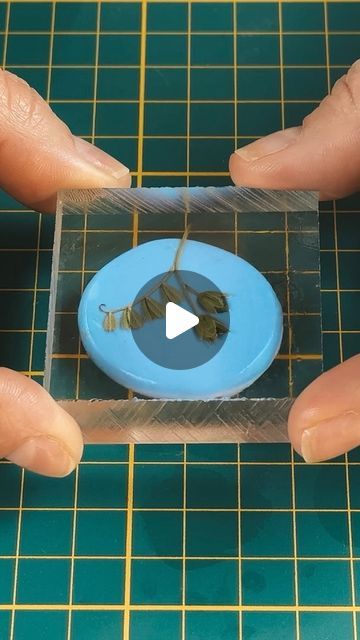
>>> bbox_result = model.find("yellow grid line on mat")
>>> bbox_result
[68,3,102,637]
[280,6,299,639]
[233,2,241,631]
[6,0,360,4]
[7,0,25,635]
[123,0,148,634]
[1,29,360,36]
[324,6,358,640]
[2,603,360,612]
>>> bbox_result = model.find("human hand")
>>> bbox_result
[230,59,360,462]
[0,69,130,476]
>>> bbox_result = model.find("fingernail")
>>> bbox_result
[7,436,76,477]
[73,137,130,182]
[301,428,319,463]
[235,127,300,162]
[301,411,360,463]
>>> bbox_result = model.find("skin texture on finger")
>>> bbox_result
[229,59,360,200]
[0,368,83,476]
[0,70,131,213]
[288,354,360,462]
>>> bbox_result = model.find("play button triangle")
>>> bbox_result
[166,302,199,340]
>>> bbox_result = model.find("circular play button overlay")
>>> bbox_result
[131,270,230,370]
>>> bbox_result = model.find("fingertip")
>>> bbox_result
[72,137,131,186]
[229,150,261,188]
[287,399,312,457]
[7,433,81,478]
[0,70,132,211]
[50,403,84,470]
[0,368,83,476]
[229,58,360,198]
[288,355,360,461]
[229,152,241,184]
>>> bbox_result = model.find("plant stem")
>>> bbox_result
[99,227,190,315]
[174,271,199,316]
[172,226,189,272]
[99,271,172,315]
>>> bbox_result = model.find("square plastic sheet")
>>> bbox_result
[45,186,321,444]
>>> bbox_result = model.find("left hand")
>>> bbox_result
[0,69,130,476]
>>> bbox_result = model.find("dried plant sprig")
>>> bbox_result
[98,229,189,319]
[99,227,229,342]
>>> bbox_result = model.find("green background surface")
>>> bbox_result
[0,1,360,639]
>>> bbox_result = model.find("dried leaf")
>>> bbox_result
[160,282,183,304]
[214,318,229,336]
[129,307,144,329]
[195,314,217,342]
[103,312,116,332]
[120,307,131,329]
[120,306,144,330]
[141,300,151,321]
[142,297,165,320]
[197,291,228,313]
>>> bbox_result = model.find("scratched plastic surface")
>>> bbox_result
[44,186,321,443]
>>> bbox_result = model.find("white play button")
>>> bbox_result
[166,302,199,340]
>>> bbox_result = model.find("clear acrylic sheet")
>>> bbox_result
[45,186,320,443]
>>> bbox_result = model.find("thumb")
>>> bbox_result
[0,70,130,213]
[288,355,360,462]
[229,59,360,200]
[0,368,83,477]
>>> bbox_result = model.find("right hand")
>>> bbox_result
[229,59,360,462]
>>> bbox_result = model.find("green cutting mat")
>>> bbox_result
[0,1,360,639]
